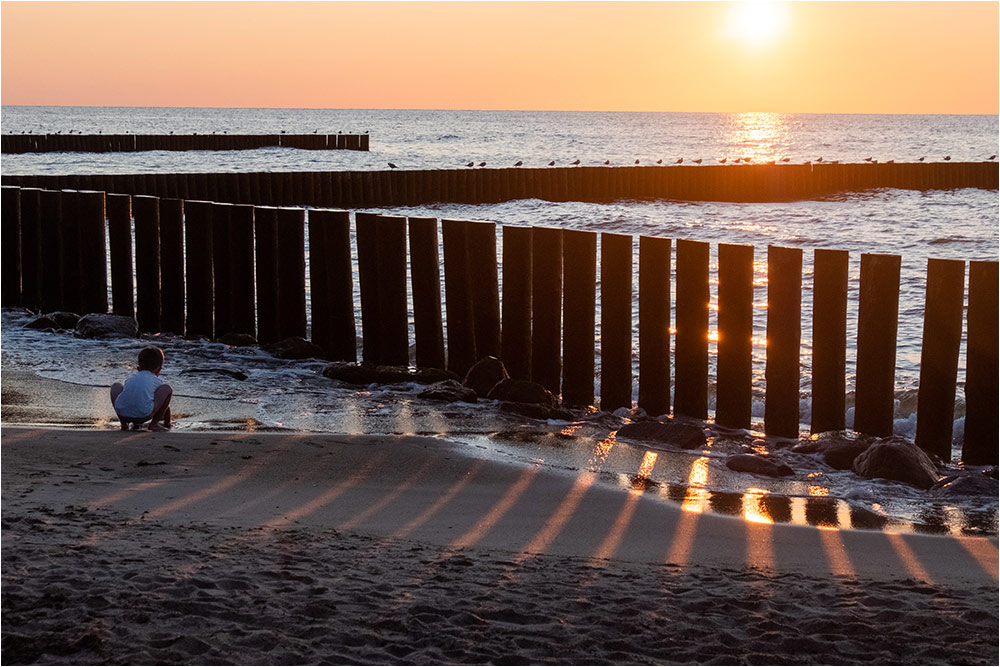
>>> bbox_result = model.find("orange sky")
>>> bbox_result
[1,1,997,113]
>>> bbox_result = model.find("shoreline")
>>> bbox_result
[2,426,998,664]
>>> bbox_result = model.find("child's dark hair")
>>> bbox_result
[138,347,164,371]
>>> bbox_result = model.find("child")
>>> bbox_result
[110,347,173,432]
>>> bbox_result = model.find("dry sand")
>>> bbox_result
[2,426,997,665]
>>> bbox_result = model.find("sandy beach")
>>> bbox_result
[2,422,997,665]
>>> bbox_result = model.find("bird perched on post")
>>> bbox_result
[863,157,873,163]
[514,161,523,167]
[675,158,683,164]
[478,162,486,167]
[604,160,610,165]
[466,162,474,167]
[571,159,580,166]
[656,159,662,165]
[816,157,824,163]
[989,155,997,160]
[548,161,555,166]
[719,157,727,164]
[780,157,790,162]
[634,159,640,165]
[693,159,703,165]
[943,156,951,161]
[918,156,926,162]
[387,162,397,169]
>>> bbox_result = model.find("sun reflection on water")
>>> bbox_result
[725,112,791,163]
[743,487,774,524]
[681,456,711,514]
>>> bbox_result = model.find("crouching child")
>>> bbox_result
[110,347,173,432]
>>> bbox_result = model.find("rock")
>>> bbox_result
[487,379,557,408]
[851,437,940,489]
[323,363,459,386]
[463,356,509,397]
[930,472,999,497]
[418,380,477,403]
[500,401,553,420]
[792,432,872,470]
[217,332,257,347]
[616,420,707,450]
[75,313,138,338]
[413,368,461,384]
[179,367,248,381]
[264,337,324,360]
[26,311,80,330]
[725,454,794,478]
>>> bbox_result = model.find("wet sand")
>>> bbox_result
[2,425,997,665]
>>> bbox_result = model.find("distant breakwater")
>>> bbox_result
[0,133,369,153]
[2,163,995,207]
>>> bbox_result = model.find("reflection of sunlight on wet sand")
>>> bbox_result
[956,537,999,581]
[818,528,855,578]
[666,511,698,566]
[337,455,438,532]
[588,434,616,467]
[666,457,711,566]
[592,453,656,562]
[389,461,484,541]
[450,467,538,550]
[887,533,932,584]
[743,488,773,525]
[681,456,710,514]
[518,472,595,560]
[743,488,775,572]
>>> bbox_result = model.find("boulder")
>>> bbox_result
[323,363,459,386]
[75,313,138,338]
[499,401,554,420]
[487,379,557,408]
[792,432,871,470]
[179,367,248,381]
[217,332,258,347]
[463,356,509,398]
[413,368,461,384]
[615,420,706,450]
[418,380,477,403]
[851,437,940,490]
[725,454,794,478]
[26,311,80,330]
[264,337,324,360]
[930,472,999,497]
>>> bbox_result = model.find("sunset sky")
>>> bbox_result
[1,1,997,114]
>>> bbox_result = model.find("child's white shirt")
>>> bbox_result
[114,370,163,418]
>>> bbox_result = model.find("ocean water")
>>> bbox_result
[2,106,997,533]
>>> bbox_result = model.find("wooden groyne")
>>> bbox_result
[0,133,368,153]
[2,162,995,207]
[2,184,997,465]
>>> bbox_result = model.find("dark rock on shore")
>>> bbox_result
[930,472,999,497]
[217,333,258,347]
[792,432,872,470]
[615,420,706,450]
[418,380,477,403]
[463,357,509,398]
[323,363,458,386]
[26,311,80,330]
[852,437,940,489]
[725,454,794,478]
[498,402,575,421]
[180,367,248,381]
[487,379,558,408]
[75,313,138,338]
[264,337,324,360]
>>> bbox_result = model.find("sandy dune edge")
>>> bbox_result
[2,428,998,665]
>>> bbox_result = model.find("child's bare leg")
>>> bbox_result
[110,383,128,430]
[148,385,173,431]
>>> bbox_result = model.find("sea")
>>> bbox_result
[2,106,998,534]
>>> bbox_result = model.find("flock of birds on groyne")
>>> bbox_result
[385,155,999,169]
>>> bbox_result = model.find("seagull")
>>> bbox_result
[743,157,751,163]
[548,161,555,166]
[571,159,580,166]
[674,158,683,164]
[886,160,894,164]
[514,160,523,167]
[863,157,873,163]
[478,162,486,167]
[312,130,318,133]
[387,162,397,169]
[719,157,727,164]
[692,159,703,165]
[635,159,640,165]
[604,160,610,165]
[780,157,790,162]
[466,162,474,167]
[656,159,662,165]
[816,157,824,163]
[943,156,951,161]
[989,155,997,160]
[918,156,926,162]
[831,160,840,164]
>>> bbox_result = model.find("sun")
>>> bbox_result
[726,1,787,47]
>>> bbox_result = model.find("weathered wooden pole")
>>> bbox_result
[184,200,214,338]
[600,233,633,411]
[308,209,357,361]
[253,206,280,344]
[674,239,710,420]
[211,203,234,337]
[355,212,383,364]
[273,207,306,341]
[561,229,597,406]
[17,188,42,310]
[501,226,533,380]
[158,198,185,333]
[59,190,84,315]
[811,249,849,434]
[1,186,21,306]
[467,221,502,360]
[854,253,901,437]
[78,191,108,315]
[442,219,477,376]
[638,236,672,417]
[531,226,563,394]
[914,258,965,459]
[132,195,162,332]
[376,215,410,366]
[963,260,999,465]
[106,194,133,317]
[764,246,803,438]
[716,243,753,430]
[408,217,445,369]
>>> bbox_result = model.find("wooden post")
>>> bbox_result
[211,203,234,337]
[811,249,849,434]
[308,209,356,361]
[355,212,382,364]
[132,195,162,332]
[963,260,999,464]
[1,186,21,306]
[106,194,133,317]
[914,258,965,459]
[158,198,185,333]
[764,246,803,438]
[442,219,477,376]
[275,207,306,340]
[408,217,446,369]
[638,236,671,417]
[59,190,84,315]
[467,221,501,360]
[253,206,280,344]
[562,229,597,407]
[600,233,633,411]
[501,226,533,380]
[854,253,901,437]
[184,200,214,338]
[716,243,753,429]
[376,215,409,366]
[78,191,108,315]
[17,188,42,310]
[674,239,710,420]
[531,226,563,394]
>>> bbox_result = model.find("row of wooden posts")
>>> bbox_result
[2,162,996,210]
[0,133,369,154]
[1,185,996,466]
